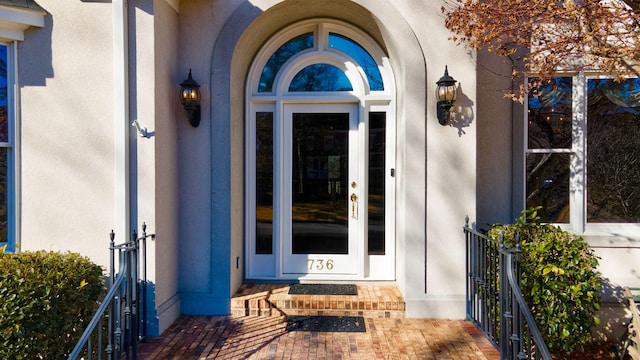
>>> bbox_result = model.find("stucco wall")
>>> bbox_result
[17,0,480,326]
[172,0,640,339]
[19,0,181,335]
[176,0,229,314]
[175,0,477,318]
[150,0,181,335]
[132,0,183,336]
[397,0,476,317]
[476,51,516,228]
[20,1,116,265]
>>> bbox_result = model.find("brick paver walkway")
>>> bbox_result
[137,315,499,359]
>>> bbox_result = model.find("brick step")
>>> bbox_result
[231,283,405,319]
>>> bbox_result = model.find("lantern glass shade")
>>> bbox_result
[179,69,201,108]
[179,69,202,127]
[435,66,457,125]
[435,66,457,103]
[180,86,200,108]
[436,84,457,103]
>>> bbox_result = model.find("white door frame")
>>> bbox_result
[245,19,396,281]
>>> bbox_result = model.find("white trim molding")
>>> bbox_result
[0,5,46,42]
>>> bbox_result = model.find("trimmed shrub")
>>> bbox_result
[0,250,105,359]
[489,207,602,356]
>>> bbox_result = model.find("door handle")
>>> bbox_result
[350,193,358,219]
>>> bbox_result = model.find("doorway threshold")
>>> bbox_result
[231,283,405,318]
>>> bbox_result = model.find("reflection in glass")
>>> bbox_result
[587,78,640,223]
[0,148,6,243]
[368,113,385,255]
[526,153,570,223]
[0,45,6,143]
[527,77,572,149]
[256,112,274,254]
[259,33,314,92]
[328,33,384,91]
[0,45,6,243]
[288,64,353,92]
[292,113,348,254]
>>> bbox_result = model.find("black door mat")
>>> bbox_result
[286,316,366,332]
[288,283,357,295]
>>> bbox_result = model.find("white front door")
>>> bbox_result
[282,104,361,276]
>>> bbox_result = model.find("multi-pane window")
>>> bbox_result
[257,31,384,94]
[526,77,572,223]
[527,75,640,233]
[0,44,13,251]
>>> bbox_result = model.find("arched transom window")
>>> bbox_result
[247,19,393,97]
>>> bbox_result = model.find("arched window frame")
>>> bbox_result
[246,19,394,99]
[277,53,364,94]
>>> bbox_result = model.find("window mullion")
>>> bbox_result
[572,72,586,233]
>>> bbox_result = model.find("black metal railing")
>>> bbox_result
[464,218,551,360]
[68,224,154,360]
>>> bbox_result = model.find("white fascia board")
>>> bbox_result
[0,23,24,41]
[0,5,45,27]
[0,5,45,41]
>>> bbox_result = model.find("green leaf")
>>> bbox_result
[489,206,602,355]
[0,250,105,358]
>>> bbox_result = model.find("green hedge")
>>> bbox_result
[0,249,105,359]
[489,207,602,356]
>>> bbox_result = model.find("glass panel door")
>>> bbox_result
[283,104,359,275]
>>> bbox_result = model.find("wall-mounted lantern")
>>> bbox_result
[179,69,201,127]
[435,66,457,125]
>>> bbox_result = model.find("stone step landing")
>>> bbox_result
[231,283,405,319]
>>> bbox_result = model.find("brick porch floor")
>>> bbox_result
[137,316,499,359]
[137,283,500,359]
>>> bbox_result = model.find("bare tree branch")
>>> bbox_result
[442,0,640,98]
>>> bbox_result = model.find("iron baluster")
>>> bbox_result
[68,224,154,360]
[463,222,551,360]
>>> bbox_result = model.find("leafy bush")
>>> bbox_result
[489,207,602,356]
[0,250,105,359]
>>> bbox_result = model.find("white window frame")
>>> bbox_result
[525,72,640,237]
[0,41,18,252]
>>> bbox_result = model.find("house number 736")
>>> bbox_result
[307,259,334,271]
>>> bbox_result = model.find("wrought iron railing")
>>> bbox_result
[68,224,154,360]
[464,218,551,360]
